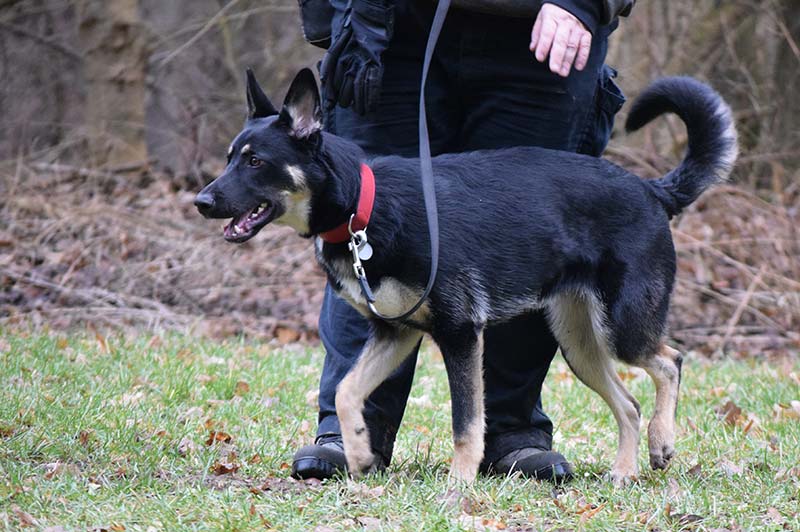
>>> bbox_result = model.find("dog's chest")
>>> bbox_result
[315,238,431,324]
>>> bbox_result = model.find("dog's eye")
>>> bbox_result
[248,155,262,167]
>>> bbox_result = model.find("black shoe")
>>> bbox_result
[291,434,389,480]
[480,447,574,483]
[291,434,348,480]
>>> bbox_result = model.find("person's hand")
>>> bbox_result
[530,3,592,78]
[319,1,393,115]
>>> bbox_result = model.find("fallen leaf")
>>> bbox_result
[234,380,250,396]
[774,401,800,421]
[716,400,742,427]
[367,486,385,498]
[461,496,487,516]
[177,406,204,424]
[79,429,93,447]
[43,462,80,479]
[765,507,784,525]
[94,331,109,354]
[211,455,240,475]
[687,463,703,477]
[355,516,382,530]
[205,431,232,446]
[718,460,743,476]
[668,513,704,527]
[146,336,163,349]
[775,466,800,480]
[275,326,301,344]
[260,396,278,408]
[11,506,37,527]
[178,437,197,456]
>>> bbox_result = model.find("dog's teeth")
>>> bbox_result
[234,225,242,234]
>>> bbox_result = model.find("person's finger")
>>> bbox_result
[559,27,582,77]
[548,22,572,75]
[534,16,557,63]
[574,31,592,71]
[530,12,543,51]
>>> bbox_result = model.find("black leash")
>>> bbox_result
[352,0,449,321]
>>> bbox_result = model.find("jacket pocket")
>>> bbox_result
[579,64,626,156]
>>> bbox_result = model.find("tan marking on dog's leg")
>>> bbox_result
[336,328,422,477]
[449,333,485,483]
[547,293,641,486]
[565,350,641,486]
[639,344,682,470]
[452,416,484,482]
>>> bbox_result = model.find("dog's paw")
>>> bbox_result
[649,444,675,470]
[449,462,478,483]
[346,452,381,478]
[343,425,377,476]
[608,469,638,487]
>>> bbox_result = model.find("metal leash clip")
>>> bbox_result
[347,215,376,304]
[347,214,373,261]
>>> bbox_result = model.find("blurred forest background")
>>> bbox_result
[0,0,798,357]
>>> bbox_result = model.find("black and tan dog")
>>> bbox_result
[195,69,737,484]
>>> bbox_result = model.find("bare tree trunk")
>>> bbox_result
[77,0,148,167]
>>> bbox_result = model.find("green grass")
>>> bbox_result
[0,331,798,531]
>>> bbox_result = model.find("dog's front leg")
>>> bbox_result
[335,324,422,477]
[436,323,486,482]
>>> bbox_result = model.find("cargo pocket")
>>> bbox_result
[578,64,626,156]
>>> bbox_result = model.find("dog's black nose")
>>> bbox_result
[194,191,215,215]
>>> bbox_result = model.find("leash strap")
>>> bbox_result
[362,0,449,321]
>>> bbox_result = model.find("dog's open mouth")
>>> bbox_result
[223,201,275,243]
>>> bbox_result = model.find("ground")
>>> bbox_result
[0,331,798,531]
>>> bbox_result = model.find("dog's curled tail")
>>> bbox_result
[625,76,738,217]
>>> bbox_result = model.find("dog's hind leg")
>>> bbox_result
[435,323,485,482]
[547,293,641,486]
[336,325,423,477]
[636,344,682,470]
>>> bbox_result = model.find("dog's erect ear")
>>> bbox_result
[246,68,278,119]
[279,68,322,139]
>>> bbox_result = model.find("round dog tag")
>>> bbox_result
[358,242,373,261]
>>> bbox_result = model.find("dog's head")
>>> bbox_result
[194,68,322,243]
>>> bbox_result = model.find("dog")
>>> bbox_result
[195,68,737,485]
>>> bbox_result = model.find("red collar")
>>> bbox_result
[320,163,376,244]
